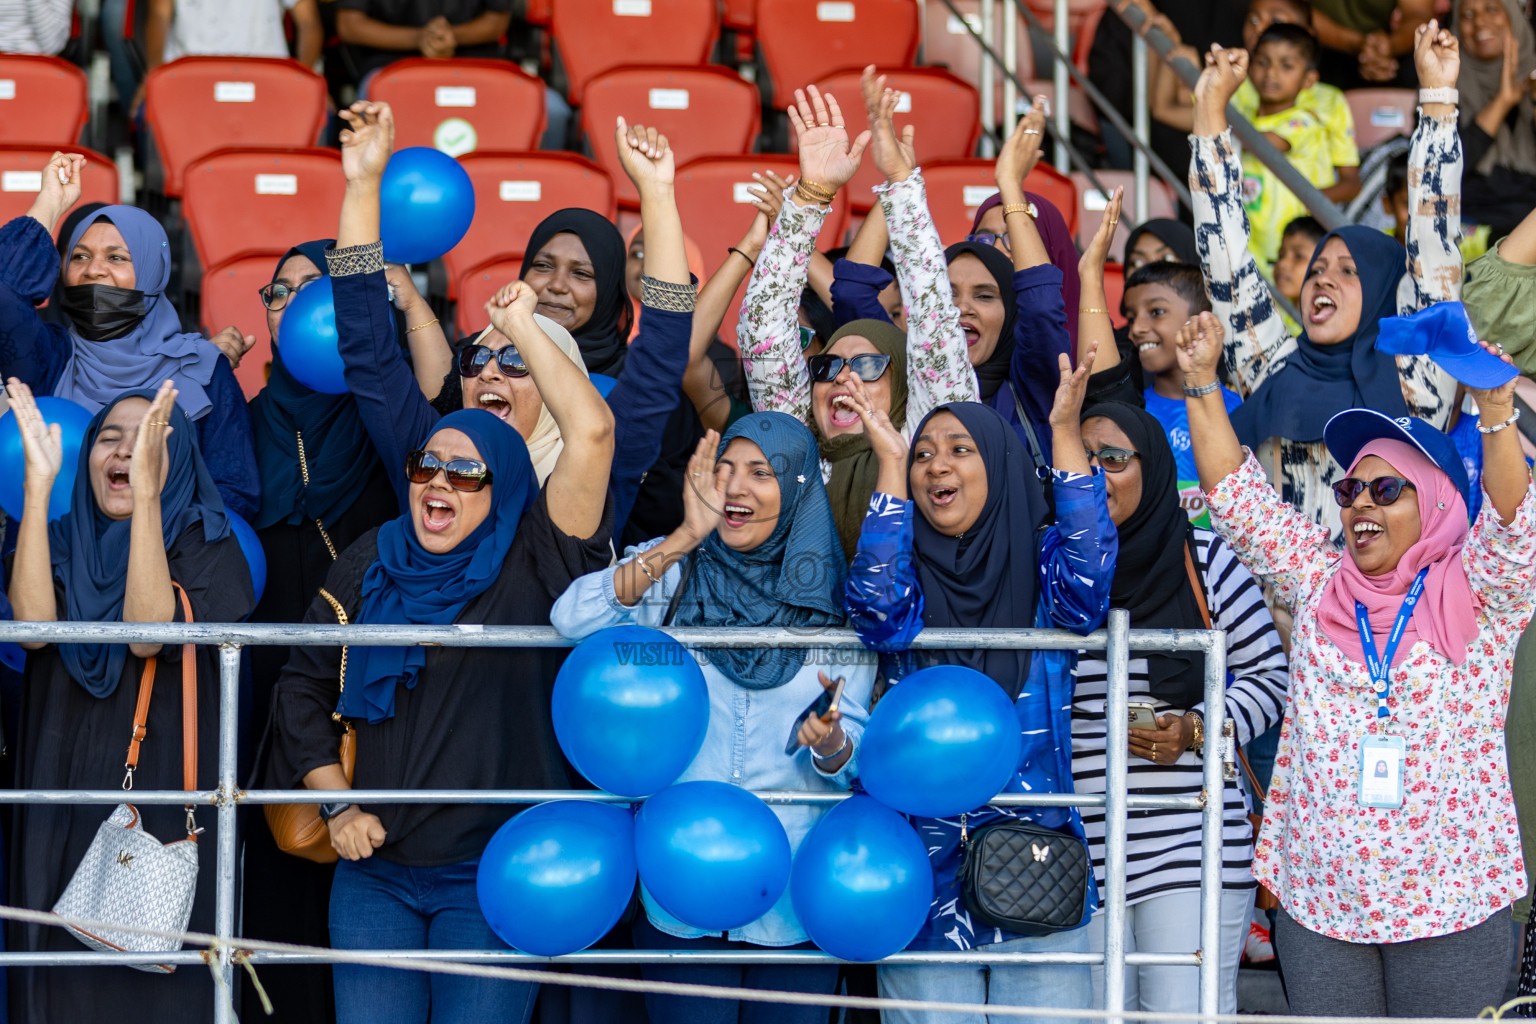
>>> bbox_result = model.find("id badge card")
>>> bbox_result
[1358,734,1406,809]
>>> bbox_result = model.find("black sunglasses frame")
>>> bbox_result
[405,450,495,493]
[458,343,529,379]
[1083,446,1141,473]
[1331,475,1415,508]
[807,352,893,384]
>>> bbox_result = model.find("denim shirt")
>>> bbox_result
[843,471,1116,950]
[550,540,878,948]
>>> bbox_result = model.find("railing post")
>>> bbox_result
[1003,0,1018,137]
[1102,608,1131,1024]
[1198,629,1229,1023]
[1052,0,1069,172]
[212,643,241,1024]
[1132,32,1150,218]
[980,0,997,156]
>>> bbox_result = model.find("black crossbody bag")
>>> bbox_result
[958,811,1091,935]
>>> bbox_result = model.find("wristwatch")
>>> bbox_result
[1185,711,1205,752]
[319,802,353,823]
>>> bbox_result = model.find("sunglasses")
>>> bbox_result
[1331,475,1415,508]
[1083,446,1140,472]
[798,325,817,352]
[458,343,529,379]
[965,231,1012,253]
[258,280,313,311]
[405,450,494,492]
[807,352,892,384]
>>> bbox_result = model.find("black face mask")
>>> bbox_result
[58,283,148,342]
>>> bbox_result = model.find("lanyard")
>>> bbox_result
[1356,567,1430,721]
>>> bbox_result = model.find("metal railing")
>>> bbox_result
[0,609,1232,1024]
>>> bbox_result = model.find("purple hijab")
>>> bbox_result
[972,191,1081,344]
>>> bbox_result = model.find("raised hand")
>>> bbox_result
[859,66,916,183]
[209,326,256,370]
[1467,340,1520,421]
[615,118,676,195]
[485,279,539,335]
[1175,310,1225,386]
[25,152,85,233]
[789,85,871,195]
[679,430,726,544]
[997,96,1048,188]
[845,376,907,464]
[743,169,795,251]
[1413,19,1459,92]
[7,379,63,488]
[1193,44,1249,111]
[130,380,179,503]
[1078,186,1124,280]
[338,101,395,185]
[1048,346,1096,434]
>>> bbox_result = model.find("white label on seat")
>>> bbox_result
[1,171,41,192]
[947,13,981,33]
[614,0,651,14]
[214,81,256,102]
[1370,106,1406,128]
[962,184,998,207]
[732,182,763,203]
[500,180,542,201]
[817,1,855,20]
[435,86,476,107]
[0,81,15,100]
[895,92,912,112]
[1084,189,1110,211]
[255,173,298,195]
[649,88,690,110]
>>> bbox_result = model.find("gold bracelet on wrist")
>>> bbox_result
[406,317,439,334]
[795,179,837,205]
[1186,711,1205,752]
[1079,307,1110,314]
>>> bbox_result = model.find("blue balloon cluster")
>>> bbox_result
[0,396,93,522]
[380,147,475,265]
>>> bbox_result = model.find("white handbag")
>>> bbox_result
[53,583,201,974]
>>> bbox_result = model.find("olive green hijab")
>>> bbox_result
[817,318,909,560]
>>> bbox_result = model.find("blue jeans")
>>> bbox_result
[329,856,539,1024]
[878,928,1092,1024]
[631,915,838,1024]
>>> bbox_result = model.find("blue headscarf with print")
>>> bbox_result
[340,409,538,723]
[669,412,847,689]
[51,389,231,697]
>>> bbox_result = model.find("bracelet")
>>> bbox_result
[1080,307,1110,314]
[795,180,837,206]
[1185,710,1205,752]
[635,550,665,585]
[727,246,755,267]
[1478,407,1521,434]
[1418,87,1458,106]
[1182,379,1221,397]
[1002,201,1037,219]
[406,317,439,334]
[813,730,851,763]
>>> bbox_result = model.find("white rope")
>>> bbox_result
[0,903,1518,1023]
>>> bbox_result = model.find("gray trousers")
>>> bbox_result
[1274,906,1512,1018]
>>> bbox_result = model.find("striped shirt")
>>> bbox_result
[1070,529,1288,904]
[0,0,72,55]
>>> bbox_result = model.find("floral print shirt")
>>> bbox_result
[1190,113,1461,545]
[1206,452,1536,943]
[739,171,978,480]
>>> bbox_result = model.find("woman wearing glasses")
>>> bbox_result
[271,280,615,1024]
[1068,400,1288,1018]
[739,70,978,558]
[328,101,692,535]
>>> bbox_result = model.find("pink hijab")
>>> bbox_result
[1315,439,1481,669]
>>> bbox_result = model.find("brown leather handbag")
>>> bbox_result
[264,587,355,864]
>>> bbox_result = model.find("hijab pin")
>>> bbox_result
[1438,501,1445,509]
[797,474,805,484]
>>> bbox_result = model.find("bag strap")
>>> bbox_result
[120,583,199,835]
[1006,381,1050,482]
[318,587,354,729]
[661,551,696,627]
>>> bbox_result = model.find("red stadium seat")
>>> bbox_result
[526,0,553,26]
[722,0,756,30]
[918,158,1079,244]
[0,145,118,232]
[183,148,345,270]
[370,59,547,157]
[582,66,761,210]
[1345,88,1413,152]
[756,0,917,105]
[143,57,328,197]
[200,251,286,400]
[0,55,89,146]
[674,155,850,279]
[441,152,616,301]
[920,1,1033,91]
[808,67,979,212]
[549,0,718,106]
[1069,170,1176,255]
[1102,260,1126,328]
[456,257,524,337]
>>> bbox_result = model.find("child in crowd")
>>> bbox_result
[1273,215,1326,332]
[1122,262,1242,523]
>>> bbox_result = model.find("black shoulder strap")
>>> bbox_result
[1006,380,1049,480]
[662,550,696,627]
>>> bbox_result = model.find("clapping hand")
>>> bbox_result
[1078,186,1124,280]
[1175,311,1225,387]
[130,380,179,504]
[1048,346,1096,435]
[860,66,916,183]
[845,376,907,464]
[789,85,871,196]
[615,118,675,195]
[338,102,395,185]
[996,95,1048,188]
[679,430,726,545]
[7,379,63,490]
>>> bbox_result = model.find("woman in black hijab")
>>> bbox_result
[1123,218,1199,273]
[1069,400,1287,1018]
[519,208,633,377]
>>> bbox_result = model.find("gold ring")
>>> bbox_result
[1023,129,1042,135]
[149,419,168,426]
[1152,743,1158,757]
[818,121,831,127]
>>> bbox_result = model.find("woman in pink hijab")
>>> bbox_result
[1175,309,1536,1018]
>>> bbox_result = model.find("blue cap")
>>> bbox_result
[1323,408,1471,514]
[1375,301,1519,389]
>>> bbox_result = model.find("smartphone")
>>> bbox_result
[785,676,847,755]
[1127,701,1160,730]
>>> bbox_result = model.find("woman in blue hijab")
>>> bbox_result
[274,288,617,1024]
[0,153,259,518]
[552,410,877,1024]
[5,379,254,1024]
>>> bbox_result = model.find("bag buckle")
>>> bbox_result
[122,765,135,791]
[185,806,203,836]
[959,812,968,844]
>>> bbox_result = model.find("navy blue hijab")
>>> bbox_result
[944,240,1020,402]
[50,390,231,697]
[340,409,538,723]
[669,412,847,690]
[1230,226,1410,448]
[249,241,380,530]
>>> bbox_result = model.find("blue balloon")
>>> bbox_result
[0,396,94,521]
[0,643,25,673]
[790,796,933,961]
[635,781,791,932]
[589,373,618,399]
[380,147,475,264]
[225,512,266,606]
[277,276,347,394]
[553,625,708,797]
[476,801,637,956]
[858,665,1023,818]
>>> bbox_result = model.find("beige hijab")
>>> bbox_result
[470,312,587,484]
[1454,0,1536,177]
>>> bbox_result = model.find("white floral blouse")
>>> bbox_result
[738,170,978,480]
[1207,452,1536,944]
